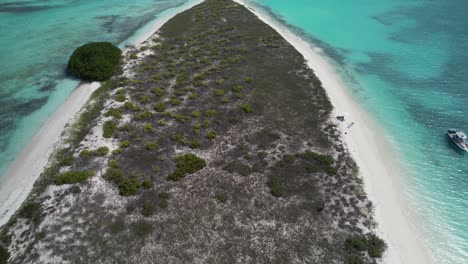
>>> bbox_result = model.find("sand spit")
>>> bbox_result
[231,0,435,263]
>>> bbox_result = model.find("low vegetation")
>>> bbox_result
[167,154,206,181]
[54,171,95,185]
[345,234,387,259]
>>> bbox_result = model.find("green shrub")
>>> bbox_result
[158,120,167,126]
[142,179,152,189]
[151,87,165,96]
[139,95,152,104]
[215,89,225,96]
[55,171,95,185]
[170,98,182,106]
[67,42,122,81]
[229,116,239,123]
[141,203,155,217]
[190,139,202,149]
[133,222,153,237]
[80,149,90,158]
[171,134,188,145]
[203,120,212,128]
[0,245,9,264]
[135,110,153,120]
[192,111,201,117]
[18,201,42,224]
[167,154,206,181]
[108,159,120,168]
[94,146,109,156]
[346,256,363,264]
[115,93,126,102]
[241,103,254,113]
[299,151,337,175]
[105,108,122,119]
[205,109,217,117]
[345,235,387,258]
[170,112,191,123]
[145,141,158,150]
[71,185,81,193]
[154,102,166,112]
[214,193,228,203]
[367,235,387,258]
[157,155,167,161]
[103,167,124,183]
[121,140,130,148]
[59,154,74,166]
[112,148,122,155]
[232,85,244,92]
[108,219,125,234]
[244,77,253,83]
[118,178,140,196]
[221,97,231,103]
[158,192,169,199]
[123,102,138,111]
[206,131,217,140]
[143,123,156,133]
[188,93,200,99]
[267,175,284,197]
[103,120,117,138]
[159,199,168,208]
[158,192,169,208]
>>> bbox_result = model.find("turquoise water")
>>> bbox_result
[0,0,198,176]
[248,0,468,263]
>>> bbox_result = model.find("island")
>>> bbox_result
[0,1,386,263]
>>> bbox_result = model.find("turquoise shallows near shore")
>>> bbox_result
[246,0,468,263]
[0,0,197,176]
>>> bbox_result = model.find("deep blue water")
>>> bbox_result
[247,0,468,263]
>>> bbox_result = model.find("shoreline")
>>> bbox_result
[232,0,434,263]
[0,82,100,226]
[0,0,204,228]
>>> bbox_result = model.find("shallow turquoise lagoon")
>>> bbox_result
[250,0,468,263]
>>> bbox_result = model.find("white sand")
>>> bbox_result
[233,0,434,263]
[0,82,100,227]
[0,0,205,227]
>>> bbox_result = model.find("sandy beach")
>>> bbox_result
[0,82,100,226]
[232,0,434,263]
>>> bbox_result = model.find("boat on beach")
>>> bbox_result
[447,129,468,152]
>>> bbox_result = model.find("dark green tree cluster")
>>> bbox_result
[67,42,122,81]
[345,234,387,262]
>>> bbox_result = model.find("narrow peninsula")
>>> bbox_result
[0,1,386,263]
